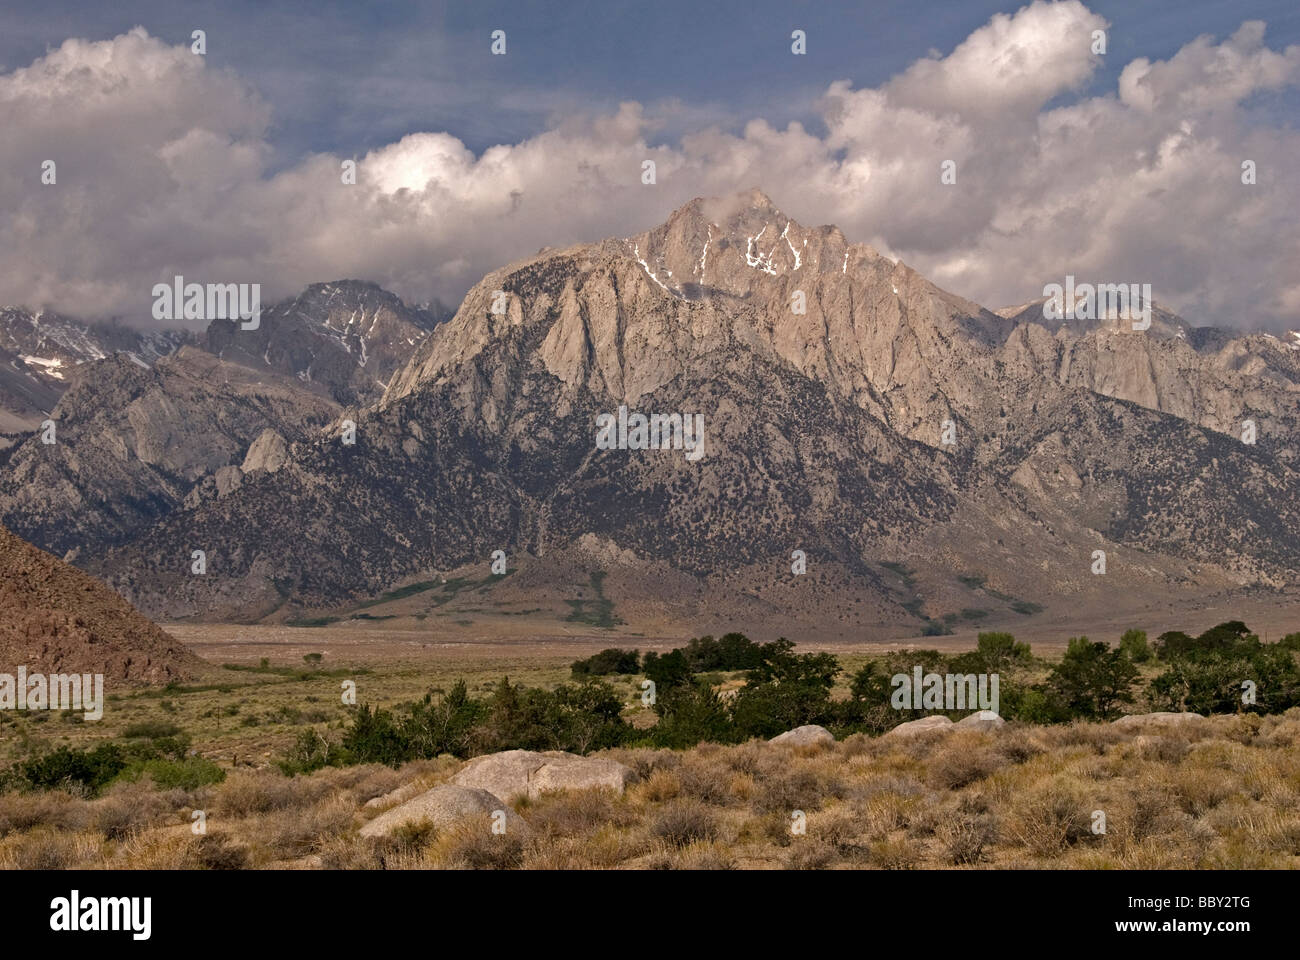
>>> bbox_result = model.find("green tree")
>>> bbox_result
[642,649,692,691]
[1119,629,1151,663]
[651,682,735,748]
[730,638,839,738]
[1046,637,1139,720]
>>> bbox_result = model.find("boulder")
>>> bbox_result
[768,725,835,747]
[363,779,430,810]
[956,710,1005,731]
[358,783,527,838]
[452,749,635,802]
[1112,712,1206,729]
[886,715,955,737]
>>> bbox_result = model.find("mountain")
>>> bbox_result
[78,190,1300,630]
[0,307,186,437]
[203,280,450,407]
[997,300,1300,468]
[0,348,340,559]
[0,523,203,685]
[0,282,446,562]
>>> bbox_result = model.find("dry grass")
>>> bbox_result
[3,709,1300,869]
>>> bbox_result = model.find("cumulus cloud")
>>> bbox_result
[2,4,1298,329]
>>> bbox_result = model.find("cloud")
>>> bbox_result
[2,4,1298,330]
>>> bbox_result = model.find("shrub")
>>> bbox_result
[939,811,997,865]
[1150,642,1300,715]
[728,639,839,739]
[929,746,999,790]
[214,770,306,818]
[135,757,226,791]
[974,632,1033,672]
[843,649,948,732]
[122,720,183,739]
[752,768,832,814]
[785,840,837,869]
[332,674,632,768]
[279,728,337,775]
[434,820,525,870]
[1120,628,1152,663]
[681,633,765,671]
[404,679,486,758]
[340,704,413,767]
[17,744,127,795]
[1156,621,1252,662]
[641,650,692,692]
[1005,782,1094,857]
[731,681,834,740]
[479,677,630,754]
[550,679,632,753]
[570,648,640,678]
[194,832,249,870]
[867,836,923,869]
[649,800,718,847]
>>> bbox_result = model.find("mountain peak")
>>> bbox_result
[603,188,856,304]
[668,188,788,237]
[675,187,782,225]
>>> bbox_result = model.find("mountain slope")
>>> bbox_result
[0,523,203,685]
[997,303,1300,465]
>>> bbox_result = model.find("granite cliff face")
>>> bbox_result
[386,189,1014,448]
[64,191,1300,625]
[998,299,1300,465]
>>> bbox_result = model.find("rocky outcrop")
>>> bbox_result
[956,711,1005,731]
[241,429,289,474]
[451,750,635,802]
[768,725,835,747]
[886,715,955,737]
[886,712,1004,736]
[358,783,527,838]
[363,780,430,810]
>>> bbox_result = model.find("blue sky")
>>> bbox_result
[2,0,1296,168]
